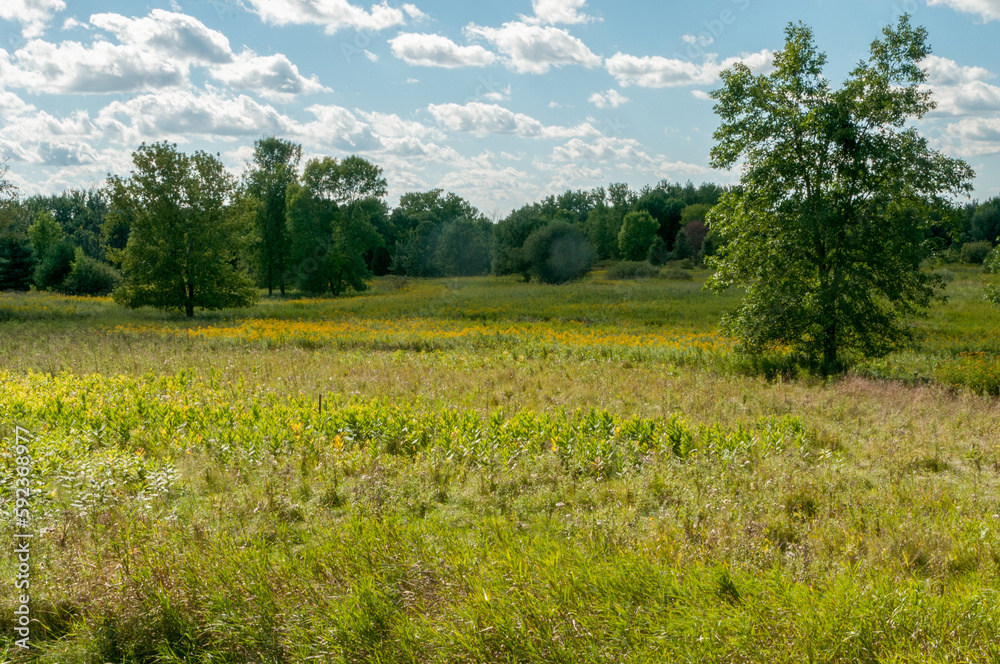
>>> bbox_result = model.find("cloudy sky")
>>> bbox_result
[1,0,1000,215]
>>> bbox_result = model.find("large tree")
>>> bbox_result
[287,155,385,295]
[106,142,256,317]
[706,17,974,373]
[246,137,301,296]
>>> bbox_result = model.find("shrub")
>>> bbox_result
[657,266,693,281]
[960,241,992,264]
[523,221,593,284]
[59,248,122,296]
[605,261,658,280]
[33,238,74,290]
[647,236,669,266]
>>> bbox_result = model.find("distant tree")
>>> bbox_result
[680,203,712,225]
[524,221,593,284]
[698,229,722,262]
[969,197,1000,245]
[492,203,547,280]
[27,211,63,263]
[707,17,974,373]
[672,227,694,261]
[391,189,483,277]
[434,217,492,276]
[107,142,256,317]
[246,136,301,295]
[34,239,74,291]
[635,187,684,248]
[682,220,709,257]
[647,236,669,266]
[0,237,34,291]
[25,189,107,260]
[59,247,121,295]
[287,155,385,294]
[584,203,620,260]
[617,210,659,260]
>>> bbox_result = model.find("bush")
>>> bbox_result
[523,221,593,284]
[657,266,693,281]
[605,261,658,279]
[960,241,992,264]
[59,248,122,296]
[33,238,74,290]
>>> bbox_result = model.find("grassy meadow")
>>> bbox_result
[2,265,1000,662]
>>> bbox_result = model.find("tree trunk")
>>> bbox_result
[186,283,195,318]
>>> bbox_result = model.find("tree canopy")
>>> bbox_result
[246,136,301,296]
[706,16,974,372]
[107,142,257,317]
[287,155,385,295]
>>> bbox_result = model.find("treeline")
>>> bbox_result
[1,136,999,310]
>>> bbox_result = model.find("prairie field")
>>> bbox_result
[2,266,1000,663]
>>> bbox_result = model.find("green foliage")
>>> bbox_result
[985,245,1000,307]
[673,225,694,260]
[523,221,594,284]
[605,261,657,279]
[491,203,548,279]
[434,217,492,276]
[699,229,722,262]
[658,265,694,281]
[0,236,35,291]
[635,188,684,248]
[617,210,659,261]
[107,142,257,317]
[391,190,485,277]
[707,17,974,373]
[33,238,74,291]
[681,203,712,224]
[584,204,620,260]
[647,236,670,266]
[245,137,301,295]
[59,247,122,296]
[24,189,107,260]
[969,196,1000,244]
[27,210,63,262]
[288,156,385,294]
[960,240,992,264]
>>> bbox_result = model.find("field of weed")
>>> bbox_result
[2,266,1000,662]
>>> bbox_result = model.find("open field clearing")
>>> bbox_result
[3,268,1000,662]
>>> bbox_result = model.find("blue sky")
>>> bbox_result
[1,0,1000,215]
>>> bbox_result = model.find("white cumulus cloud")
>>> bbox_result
[0,0,65,38]
[90,10,232,63]
[428,101,598,139]
[605,49,773,88]
[465,21,601,74]
[923,54,1000,115]
[588,88,629,108]
[389,33,496,68]
[523,0,597,25]
[210,50,330,101]
[927,0,1000,22]
[244,0,408,33]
